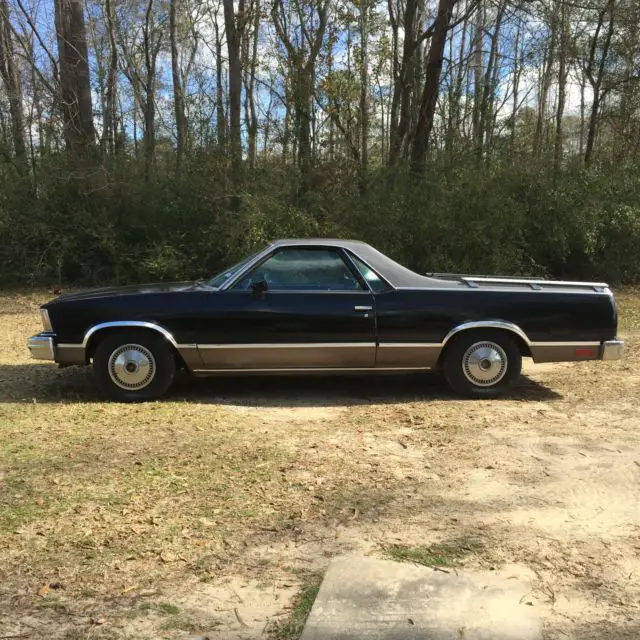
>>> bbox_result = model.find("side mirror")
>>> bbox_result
[251,280,268,298]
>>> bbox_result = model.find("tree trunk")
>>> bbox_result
[103,0,118,157]
[0,0,26,161]
[553,0,567,173]
[584,0,615,166]
[54,0,94,155]
[471,0,483,153]
[213,16,226,150]
[478,0,505,157]
[388,0,419,165]
[510,25,522,151]
[533,11,557,159]
[141,0,162,180]
[410,0,457,173]
[223,0,245,178]
[244,0,259,168]
[296,73,313,176]
[170,0,187,172]
[358,0,369,190]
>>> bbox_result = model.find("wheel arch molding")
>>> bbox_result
[440,320,533,357]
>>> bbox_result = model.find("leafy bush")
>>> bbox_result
[1,153,639,286]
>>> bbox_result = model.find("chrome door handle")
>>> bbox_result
[354,306,373,311]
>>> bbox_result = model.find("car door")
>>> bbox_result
[197,246,377,370]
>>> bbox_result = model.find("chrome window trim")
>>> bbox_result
[219,243,380,293]
[342,249,394,292]
[219,244,276,290]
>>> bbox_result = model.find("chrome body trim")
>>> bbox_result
[601,339,624,361]
[28,334,55,361]
[197,342,376,349]
[83,321,179,348]
[378,342,440,348]
[192,366,431,374]
[529,341,600,348]
[441,321,532,346]
[461,276,609,290]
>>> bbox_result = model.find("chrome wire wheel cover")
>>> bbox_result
[108,344,156,391]
[462,341,508,387]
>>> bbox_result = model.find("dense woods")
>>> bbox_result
[0,0,639,285]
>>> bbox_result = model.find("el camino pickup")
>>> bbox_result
[28,239,624,401]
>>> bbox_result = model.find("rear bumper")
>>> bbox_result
[601,339,624,361]
[28,333,56,361]
[530,338,624,363]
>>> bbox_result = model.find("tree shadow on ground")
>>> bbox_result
[0,363,562,405]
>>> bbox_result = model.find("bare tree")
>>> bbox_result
[54,0,95,155]
[170,0,188,170]
[272,0,331,180]
[224,0,247,177]
[410,0,458,172]
[0,0,26,161]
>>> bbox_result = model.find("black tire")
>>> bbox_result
[442,330,522,398]
[92,331,176,402]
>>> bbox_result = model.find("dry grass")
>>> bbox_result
[1,287,639,639]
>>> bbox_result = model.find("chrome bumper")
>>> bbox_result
[601,339,624,361]
[28,334,56,361]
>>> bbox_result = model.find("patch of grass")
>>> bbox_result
[384,538,486,568]
[270,573,323,640]
[159,615,200,633]
[158,602,180,615]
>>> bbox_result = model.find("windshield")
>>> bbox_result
[208,249,264,289]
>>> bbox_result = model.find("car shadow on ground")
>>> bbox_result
[0,363,563,405]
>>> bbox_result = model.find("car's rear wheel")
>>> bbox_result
[92,331,176,402]
[442,330,522,398]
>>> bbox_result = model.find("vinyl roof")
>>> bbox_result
[268,238,455,289]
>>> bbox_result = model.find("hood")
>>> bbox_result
[46,281,203,305]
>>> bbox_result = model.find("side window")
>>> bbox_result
[349,254,389,292]
[234,248,365,291]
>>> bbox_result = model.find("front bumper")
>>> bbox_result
[28,333,56,361]
[601,339,624,361]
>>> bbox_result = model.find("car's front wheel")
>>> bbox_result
[92,331,176,402]
[442,330,522,398]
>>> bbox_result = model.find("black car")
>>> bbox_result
[28,239,624,401]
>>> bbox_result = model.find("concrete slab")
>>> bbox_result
[301,557,542,640]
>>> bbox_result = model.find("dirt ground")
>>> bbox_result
[0,290,639,639]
